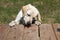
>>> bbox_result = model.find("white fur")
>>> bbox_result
[23,4,40,23]
[9,4,41,26]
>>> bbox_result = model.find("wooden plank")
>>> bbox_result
[0,24,24,40]
[40,24,56,40]
[0,24,39,40]
[23,24,39,40]
[0,24,10,40]
[53,24,60,40]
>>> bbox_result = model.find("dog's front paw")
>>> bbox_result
[9,21,15,27]
[35,21,41,26]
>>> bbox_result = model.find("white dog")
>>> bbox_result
[9,4,41,26]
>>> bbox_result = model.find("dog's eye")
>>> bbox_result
[27,14,31,16]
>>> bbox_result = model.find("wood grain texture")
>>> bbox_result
[0,24,24,40]
[0,24,60,40]
[40,24,56,40]
[53,24,60,40]
[23,24,39,40]
[0,24,39,40]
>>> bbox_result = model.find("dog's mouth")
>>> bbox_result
[24,21,31,27]
[19,17,31,27]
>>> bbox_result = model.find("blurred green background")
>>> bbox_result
[0,0,60,24]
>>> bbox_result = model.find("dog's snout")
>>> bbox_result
[24,16,30,22]
[27,21,31,25]
[20,17,32,26]
[24,21,31,27]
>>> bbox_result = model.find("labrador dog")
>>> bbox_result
[9,4,41,27]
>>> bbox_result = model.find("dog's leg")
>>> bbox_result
[9,10,23,26]
[15,10,22,22]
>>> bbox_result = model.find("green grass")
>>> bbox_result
[0,0,60,24]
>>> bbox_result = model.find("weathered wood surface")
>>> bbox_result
[22,24,39,40]
[0,24,60,40]
[0,24,39,40]
[53,24,60,40]
[40,24,56,40]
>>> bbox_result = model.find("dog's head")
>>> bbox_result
[22,4,35,26]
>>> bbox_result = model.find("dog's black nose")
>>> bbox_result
[27,21,31,25]
[24,21,31,27]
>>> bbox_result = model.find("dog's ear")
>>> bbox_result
[22,6,29,16]
[22,8,24,17]
[37,13,41,22]
[22,6,25,16]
